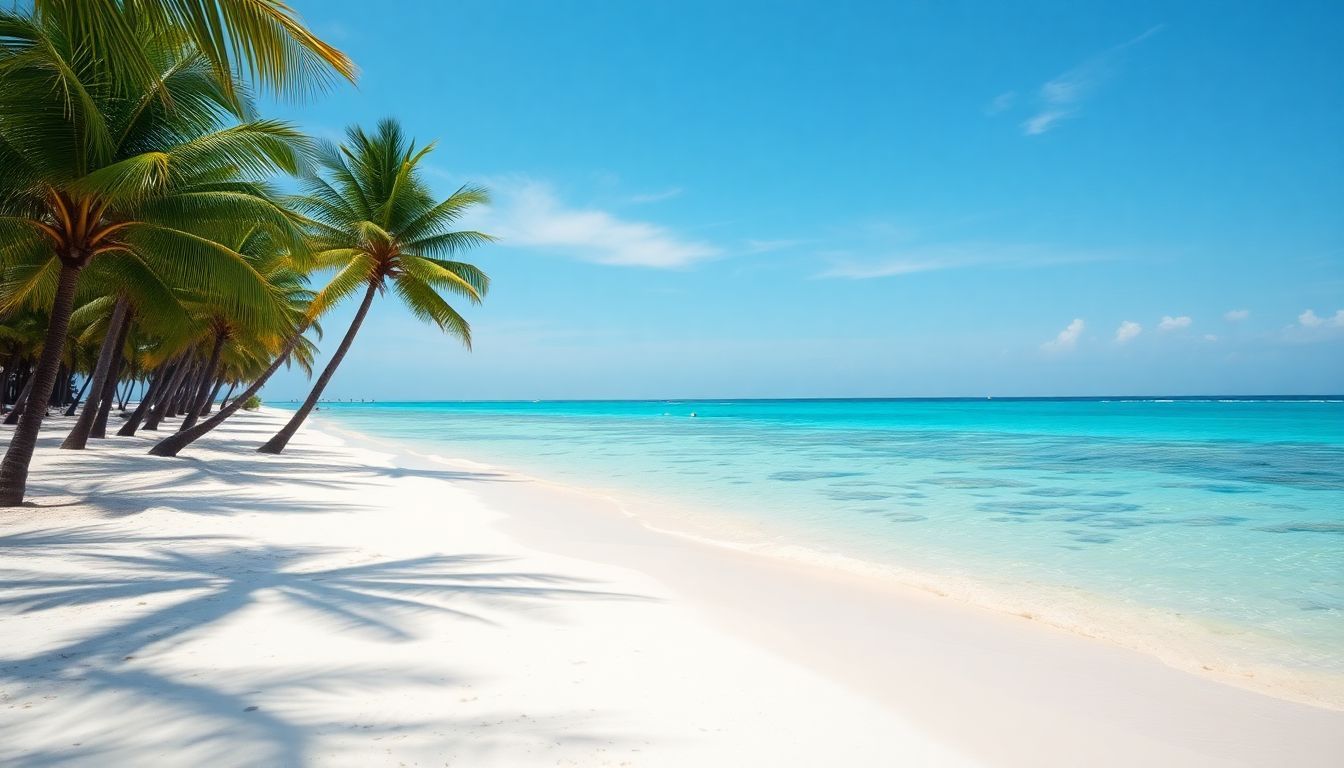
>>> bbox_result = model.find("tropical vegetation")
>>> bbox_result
[0,0,493,505]
[256,120,491,454]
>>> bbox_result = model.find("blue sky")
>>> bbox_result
[261,0,1343,400]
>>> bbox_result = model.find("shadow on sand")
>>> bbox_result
[0,419,651,765]
[0,530,649,765]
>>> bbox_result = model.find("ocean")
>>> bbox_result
[307,397,1344,698]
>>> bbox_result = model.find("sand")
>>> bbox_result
[1,408,1340,766]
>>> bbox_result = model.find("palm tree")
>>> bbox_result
[144,226,318,456]
[256,120,492,454]
[30,0,355,107]
[145,296,313,456]
[0,9,308,505]
[58,270,191,448]
[117,341,188,436]
[0,311,50,417]
[174,227,315,431]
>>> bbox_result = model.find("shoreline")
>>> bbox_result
[2,408,1341,765]
[311,412,1344,712]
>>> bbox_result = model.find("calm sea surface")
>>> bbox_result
[308,398,1344,689]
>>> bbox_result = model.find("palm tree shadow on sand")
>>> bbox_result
[17,426,520,518]
[0,530,652,765]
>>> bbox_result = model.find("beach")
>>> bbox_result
[2,408,1341,766]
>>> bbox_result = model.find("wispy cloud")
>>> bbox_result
[820,255,957,279]
[1114,320,1142,344]
[817,243,1105,279]
[1298,309,1344,328]
[477,179,719,268]
[743,239,802,255]
[1017,25,1164,136]
[1023,110,1071,136]
[985,91,1016,115]
[1042,318,1086,353]
[1223,309,1250,322]
[630,187,683,204]
[1158,315,1192,331]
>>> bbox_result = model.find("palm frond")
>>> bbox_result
[32,0,356,104]
[123,222,285,329]
[396,254,487,303]
[392,274,472,348]
[397,185,491,242]
[69,151,172,202]
[306,250,377,319]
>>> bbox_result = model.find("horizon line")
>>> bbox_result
[290,394,1344,404]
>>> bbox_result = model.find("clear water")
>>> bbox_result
[308,398,1344,691]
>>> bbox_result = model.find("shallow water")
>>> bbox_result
[309,398,1344,688]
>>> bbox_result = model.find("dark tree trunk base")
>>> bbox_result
[0,262,82,506]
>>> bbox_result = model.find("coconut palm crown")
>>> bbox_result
[256,119,492,454]
[0,8,310,504]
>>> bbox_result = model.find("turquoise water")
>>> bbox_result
[310,398,1344,691]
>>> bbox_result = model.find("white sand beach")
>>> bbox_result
[2,408,1341,767]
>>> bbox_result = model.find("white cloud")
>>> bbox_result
[818,243,1104,279]
[1203,334,1218,342]
[1042,318,1085,353]
[1299,309,1344,328]
[1158,315,1192,332]
[1023,110,1071,135]
[1223,309,1249,322]
[1114,320,1142,344]
[1019,25,1163,136]
[630,187,683,204]
[479,180,719,268]
[985,91,1016,115]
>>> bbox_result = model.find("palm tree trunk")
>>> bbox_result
[90,371,118,439]
[1,352,20,412]
[219,381,237,409]
[117,376,133,410]
[144,356,192,431]
[167,359,192,416]
[63,375,93,417]
[180,333,224,431]
[0,262,82,506]
[54,364,69,407]
[176,357,204,415]
[171,358,198,416]
[148,330,305,457]
[4,370,35,425]
[258,281,378,455]
[91,320,131,439]
[61,296,130,450]
[118,363,172,437]
[203,376,227,414]
[61,368,75,408]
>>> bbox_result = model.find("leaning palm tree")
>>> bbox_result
[0,9,307,505]
[256,119,492,454]
[58,248,189,449]
[175,227,314,431]
[145,266,316,456]
[145,229,318,457]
